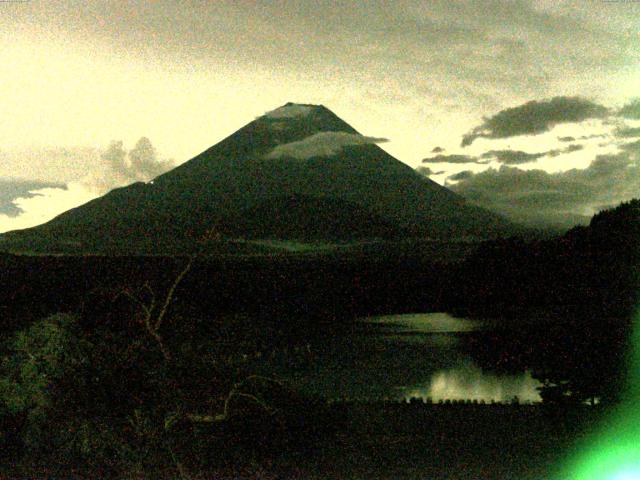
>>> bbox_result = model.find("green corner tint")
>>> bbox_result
[562,309,640,479]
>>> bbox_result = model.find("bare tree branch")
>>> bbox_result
[181,375,284,425]
[115,256,194,362]
[154,256,193,331]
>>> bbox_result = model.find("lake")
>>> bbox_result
[265,312,542,403]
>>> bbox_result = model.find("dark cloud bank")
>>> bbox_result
[461,96,609,146]
[0,179,67,217]
[421,153,484,164]
[481,150,545,165]
[419,96,640,228]
[448,140,640,228]
[423,145,586,167]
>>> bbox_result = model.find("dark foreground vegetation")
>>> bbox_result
[0,200,638,478]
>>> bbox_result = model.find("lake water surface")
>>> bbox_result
[270,312,542,403]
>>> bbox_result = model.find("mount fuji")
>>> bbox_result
[0,103,515,253]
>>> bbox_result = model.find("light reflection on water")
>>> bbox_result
[271,313,543,403]
[362,313,542,403]
[400,362,542,404]
[363,312,482,333]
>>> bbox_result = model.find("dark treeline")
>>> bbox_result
[0,247,448,336]
[446,199,640,405]
[444,201,640,319]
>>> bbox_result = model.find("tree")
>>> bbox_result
[0,313,129,471]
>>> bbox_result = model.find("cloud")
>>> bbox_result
[565,144,584,153]
[0,182,96,233]
[621,139,640,152]
[0,138,174,233]
[446,170,475,182]
[449,141,640,227]
[264,104,314,119]
[87,137,174,193]
[480,150,546,165]
[265,131,388,160]
[416,166,444,177]
[553,133,608,145]
[615,126,640,138]
[0,147,102,184]
[3,0,639,171]
[422,154,481,164]
[416,166,434,176]
[425,143,588,169]
[0,179,67,217]
[547,144,584,157]
[420,96,640,226]
[618,99,640,119]
[0,139,174,196]
[578,133,608,141]
[2,0,639,173]
[431,146,444,153]
[461,96,609,146]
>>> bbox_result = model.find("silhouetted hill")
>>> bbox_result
[0,103,515,253]
[445,198,640,404]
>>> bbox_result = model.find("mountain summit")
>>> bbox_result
[1,103,514,253]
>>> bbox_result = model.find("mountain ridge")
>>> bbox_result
[0,103,516,253]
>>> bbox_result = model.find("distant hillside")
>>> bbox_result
[447,198,640,317]
[0,103,515,254]
[441,198,640,404]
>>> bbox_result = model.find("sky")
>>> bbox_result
[1,0,640,232]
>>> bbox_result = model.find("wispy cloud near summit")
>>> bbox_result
[265,132,388,160]
[264,104,314,119]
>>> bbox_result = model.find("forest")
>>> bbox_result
[0,200,638,478]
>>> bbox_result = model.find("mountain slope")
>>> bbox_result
[0,103,515,253]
